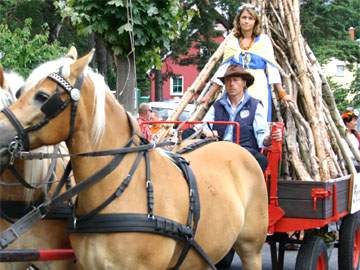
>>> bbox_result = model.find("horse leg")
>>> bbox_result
[233,202,267,270]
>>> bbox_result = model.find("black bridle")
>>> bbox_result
[2,71,83,152]
[1,71,83,188]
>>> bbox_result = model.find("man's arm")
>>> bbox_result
[201,106,219,137]
[253,103,270,147]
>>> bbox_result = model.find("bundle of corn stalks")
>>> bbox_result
[156,0,359,181]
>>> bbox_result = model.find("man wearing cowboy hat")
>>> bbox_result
[203,64,280,171]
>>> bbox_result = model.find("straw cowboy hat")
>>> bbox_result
[218,64,255,87]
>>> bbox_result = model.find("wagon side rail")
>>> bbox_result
[265,122,354,233]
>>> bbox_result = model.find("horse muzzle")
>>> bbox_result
[0,122,18,173]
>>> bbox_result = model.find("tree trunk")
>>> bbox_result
[154,69,163,101]
[45,0,63,44]
[114,55,136,115]
[94,34,108,77]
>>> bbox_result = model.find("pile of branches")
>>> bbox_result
[157,0,359,181]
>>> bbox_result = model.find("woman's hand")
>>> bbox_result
[281,93,293,104]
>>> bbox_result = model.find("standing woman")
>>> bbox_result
[341,110,360,171]
[212,3,292,121]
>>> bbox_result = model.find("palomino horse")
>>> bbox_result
[0,50,268,270]
[0,64,76,270]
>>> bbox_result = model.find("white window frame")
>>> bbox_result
[170,75,184,96]
[336,65,345,77]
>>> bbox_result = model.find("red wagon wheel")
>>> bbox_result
[295,235,328,270]
[339,213,360,270]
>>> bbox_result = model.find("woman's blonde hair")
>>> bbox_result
[233,7,262,38]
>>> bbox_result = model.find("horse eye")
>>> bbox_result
[34,91,50,104]
[15,87,23,98]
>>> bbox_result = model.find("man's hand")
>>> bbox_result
[203,129,219,138]
[263,128,282,147]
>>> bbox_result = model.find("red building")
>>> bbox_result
[150,37,224,101]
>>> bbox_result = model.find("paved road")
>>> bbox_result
[229,244,338,269]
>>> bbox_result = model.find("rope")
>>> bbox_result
[117,0,137,101]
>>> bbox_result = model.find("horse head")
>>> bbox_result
[0,66,25,173]
[0,46,82,174]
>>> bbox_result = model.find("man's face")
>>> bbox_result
[224,76,246,98]
[145,107,152,120]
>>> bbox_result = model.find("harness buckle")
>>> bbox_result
[8,137,23,165]
[70,88,81,101]
[146,180,152,188]
[73,216,77,229]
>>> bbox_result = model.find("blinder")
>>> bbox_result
[41,92,71,119]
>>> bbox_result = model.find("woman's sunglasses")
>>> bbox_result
[237,4,260,15]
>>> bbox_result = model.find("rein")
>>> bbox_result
[0,111,172,248]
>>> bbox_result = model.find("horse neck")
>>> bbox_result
[68,90,136,182]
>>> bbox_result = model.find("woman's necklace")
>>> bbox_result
[239,36,254,50]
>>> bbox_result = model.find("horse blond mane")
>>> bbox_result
[23,56,108,145]
[0,70,24,107]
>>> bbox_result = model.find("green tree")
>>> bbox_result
[59,0,191,113]
[170,0,242,68]
[348,68,360,106]
[0,19,66,77]
[300,0,360,64]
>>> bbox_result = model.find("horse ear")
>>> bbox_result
[0,64,4,89]
[69,49,95,84]
[66,46,78,60]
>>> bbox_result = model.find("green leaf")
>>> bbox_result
[147,6,158,16]
[117,22,132,34]
[107,0,124,7]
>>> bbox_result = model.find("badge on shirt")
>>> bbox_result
[240,110,250,118]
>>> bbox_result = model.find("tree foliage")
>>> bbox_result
[300,0,360,64]
[348,68,360,105]
[170,0,243,70]
[0,19,66,77]
[63,0,190,70]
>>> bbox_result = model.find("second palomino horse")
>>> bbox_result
[0,63,76,270]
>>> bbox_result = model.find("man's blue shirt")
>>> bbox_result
[203,91,269,147]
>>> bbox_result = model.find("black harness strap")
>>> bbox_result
[167,154,205,269]
[176,137,218,155]
[68,213,192,238]
[0,201,71,222]
[0,148,128,249]
[7,166,37,189]
[73,151,144,223]
[144,150,154,217]
[1,108,29,151]
[65,151,215,270]
[0,113,139,248]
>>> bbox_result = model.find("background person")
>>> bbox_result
[137,103,152,141]
[341,109,360,171]
[210,3,291,121]
[149,110,162,135]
